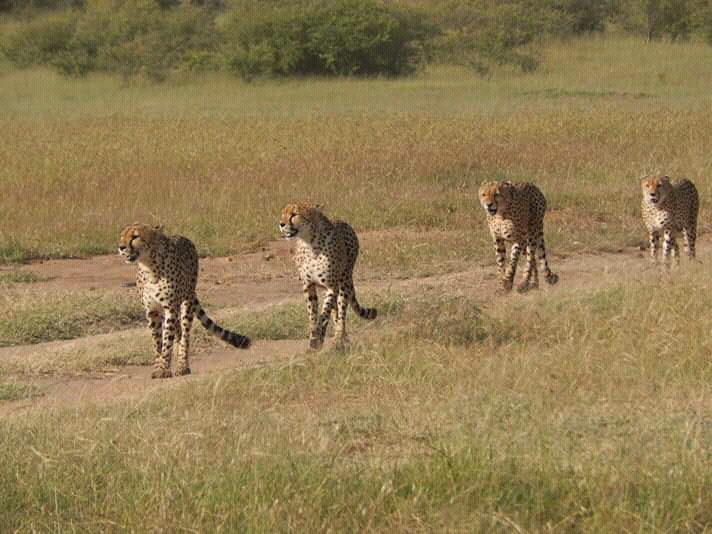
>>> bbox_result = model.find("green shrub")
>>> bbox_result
[408,0,555,74]
[2,11,78,68]
[80,0,218,79]
[1,0,218,79]
[221,0,433,80]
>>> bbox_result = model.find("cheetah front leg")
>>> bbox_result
[303,283,321,350]
[517,239,538,293]
[493,237,507,280]
[502,242,522,292]
[146,308,163,360]
[648,229,660,262]
[152,306,177,379]
[311,288,337,351]
[175,299,194,376]
[662,229,680,266]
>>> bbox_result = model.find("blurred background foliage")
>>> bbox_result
[1,0,712,80]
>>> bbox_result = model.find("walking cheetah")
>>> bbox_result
[118,223,250,379]
[279,203,377,350]
[479,181,559,292]
[640,175,698,265]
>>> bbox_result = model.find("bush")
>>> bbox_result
[221,0,433,80]
[2,11,78,69]
[1,0,218,79]
[418,0,553,74]
[79,0,219,79]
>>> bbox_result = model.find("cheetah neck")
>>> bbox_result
[301,216,333,246]
[136,236,170,277]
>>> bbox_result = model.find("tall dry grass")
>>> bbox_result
[1,36,712,269]
[3,265,712,531]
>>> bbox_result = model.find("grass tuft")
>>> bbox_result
[0,289,144,346]
[0,383,42,401]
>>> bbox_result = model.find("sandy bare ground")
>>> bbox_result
[1,231,705,418]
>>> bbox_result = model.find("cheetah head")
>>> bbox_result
[279,203,318,241]
[641,175,672,206]
[479,181,513,216]
[118,223,159,263]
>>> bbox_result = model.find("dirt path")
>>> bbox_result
[1,233,706,418]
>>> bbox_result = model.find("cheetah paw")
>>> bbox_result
[334,337,350,352]
[309,337,324,351]
[516,281,531,293]
[151,368,173,379]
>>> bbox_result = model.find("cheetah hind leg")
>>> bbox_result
[683,226,696,259]
[536,236,559,286]
[174,300,193,377]
[517,242,538,293]
[333,287,350,351]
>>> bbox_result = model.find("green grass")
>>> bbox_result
[0,383,42,401]
[0,288,144,346]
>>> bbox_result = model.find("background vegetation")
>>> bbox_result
[2,0,712,80]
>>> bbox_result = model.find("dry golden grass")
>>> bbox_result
[3,35,712,532]
[1,36,712,270]
[4,265,712,531]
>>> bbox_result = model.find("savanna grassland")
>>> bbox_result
[3,36,712,532]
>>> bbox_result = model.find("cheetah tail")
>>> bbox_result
[350,295,377,320]
[194,298,251,349]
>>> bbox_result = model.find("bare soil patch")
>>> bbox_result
[2,231,708,418]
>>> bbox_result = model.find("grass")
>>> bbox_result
[3,34,712,531]
[0,288,144,347]
[3,267,712,531]
[0,271,49,284]
[0,383,42,401]
[1,36,712,269]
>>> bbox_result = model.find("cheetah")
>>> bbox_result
[118,223,250,379]
[279,203,377,351]
[640,175,698,265]
[479,181,559,293]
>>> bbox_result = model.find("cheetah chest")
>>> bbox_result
[294,243,340,287]
[137,265,188,312]
[643,204,676,232]
[487,215,518,241]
